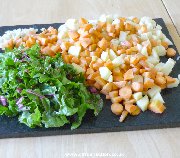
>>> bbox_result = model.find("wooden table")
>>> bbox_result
[0,0,180,157]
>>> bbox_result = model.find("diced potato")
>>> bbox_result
[136,95,149,111]
[91,56,98,61]
[109,49,117,60]
[141,47,148,56]
[161,58,176,75]
[154,62,164,71]
[99,67,112,81]
[136,44,142,52]
[151,92,165,103]
[147,56,159,65]
[148,100,166,113]
[152,50,159,59]
[68,46,81,57]
[133,92,143,101]
[147,85,161,98]
[119,31,128,42]
[65,19,79,30]
[132,75,143,83]
[112,55,125,67]
[167,78,179,88]
[152,45,166,56]
[108,75,113,82]
[101,51,109,61]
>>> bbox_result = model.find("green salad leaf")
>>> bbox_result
[0,44,103,129]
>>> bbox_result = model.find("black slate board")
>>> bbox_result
[0,18,180,139]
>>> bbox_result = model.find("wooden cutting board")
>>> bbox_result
[0,18,180,139]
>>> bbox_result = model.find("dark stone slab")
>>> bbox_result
[0,18,179,139]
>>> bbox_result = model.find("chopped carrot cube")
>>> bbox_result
[124,69,134,81]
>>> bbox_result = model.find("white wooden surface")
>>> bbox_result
[0,0,180,157]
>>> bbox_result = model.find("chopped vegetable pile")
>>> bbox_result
[0,15,179,124]
[0,44,103,129]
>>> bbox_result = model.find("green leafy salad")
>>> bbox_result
[0,44,103,129]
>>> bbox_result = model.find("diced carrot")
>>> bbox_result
[124,99,136,105]
[92,62,104,71]
[68,31,79,40]
[155,76,166,86]
[113,81,127,88]
[161,41,168,49]
[165,76,176,84]
[119,86,132,100]
[148,100,166,114]
[139,60,149,69]
[106,24,115,33]
[111,103,124,115]
[86,68,94,75]
[112,67,121,76]
[132,17,139,24]
[80,38,92,48]
[80,31,90,38]
[94,82,101,90]
[130,56,139,65]
[166,48,176,57]
[144,78,154,90]
[84,24,93,31]
[41,46,55,57]
[139,69,146,74]
[124,69,134,81]
[89,44,97,51]
[87,73,99,80]
[117,49,126,55]
[97,38,109,50]
[85,57,92,65]
[51,44,61,53]
[94,76,107,86]
[125,23,133,31]
[101,83,113,95]
[150,39,158,47]
[109,90,119,98]
[119,110,128,122]
[26,37,36,48]
[71,57,80,64]
[132,67,140,75]
[112,83,119,90]
[113,75,124,82]
[111,96,123,103]
[79,17,88,25]
[106,95,111,100]
[141,25,147,33]
[80,57,88,66]
[131,82,143,92]
[125,104,140,115]
[15,38,23,48]
[60,42,71,51]
[104,61,114,70]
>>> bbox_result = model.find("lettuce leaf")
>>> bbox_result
[0,44,103,129]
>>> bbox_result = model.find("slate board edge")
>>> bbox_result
[0,18,180,139]
[1,122,180,139]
